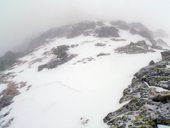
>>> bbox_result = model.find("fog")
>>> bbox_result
[0,0,170,55]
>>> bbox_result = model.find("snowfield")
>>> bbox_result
[1,31,164,128]
[158,125,170,128]
[0,84,7,93]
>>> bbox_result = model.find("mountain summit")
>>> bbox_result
[0,21,169,128]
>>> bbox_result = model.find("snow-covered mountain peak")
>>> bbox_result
[0,20,169,128]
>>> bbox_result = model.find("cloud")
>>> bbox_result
[0,0,170,55]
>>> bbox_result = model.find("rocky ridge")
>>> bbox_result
[115,40,155,54]
[0,20,169,128]
[27,21,167,52]
[104,51,170,128]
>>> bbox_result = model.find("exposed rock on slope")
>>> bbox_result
[0,51,23,71]
[38,45,77,71]
[115,40,155,54]
[104,51,170,128]
[26,21,165,52]
[95,26,119,37]
[0,20,168,128]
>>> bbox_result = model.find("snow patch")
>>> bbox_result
[0,84,7,93]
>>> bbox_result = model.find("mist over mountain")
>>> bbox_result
[1,1,170,128]
[0,20,170,128]
[0,0,170,55]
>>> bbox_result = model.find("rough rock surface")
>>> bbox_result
[38,45,77,71]
[0,83,19,111]
[26,21,161,52]
[97,53,110,57]
[95,26,119,38]
[115,40,155,54]
[104,51,170,128]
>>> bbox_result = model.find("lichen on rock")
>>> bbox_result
[104,51,170,128]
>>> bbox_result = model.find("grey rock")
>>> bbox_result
[66,21,96,38]
[104,51,170,128]
[161,51,170,60]
[149,60,155,66]
[38,54,77,71]
[95,26,119,38]
[52,45,70,58]
[111,38,126,41]
[151,45,163,50]
[95,43,106,47]
[38,45,77,71]
[97,53,110,57]
[74,57,95,64]
[0,84,19,111]
[115,40,155,54]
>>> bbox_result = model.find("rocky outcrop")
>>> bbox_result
[0,51,24,72]
[129,22,157,46]
[66,22,96,38]
[97,53,110,57]
[74,57,95,65]
[95,43,106,47]
[0,84,19,111]
[95,26,119,38]
[111,21,157,46]
[25,21,165,53]
[115,40,155,54]
[38,45,77,71]
[161,51,170,60]
[104,51,170,128]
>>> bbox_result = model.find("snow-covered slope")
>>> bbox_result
[0,21,167,128]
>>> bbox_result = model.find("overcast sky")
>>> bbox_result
[0,0,170,55]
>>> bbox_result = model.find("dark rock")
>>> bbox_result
[0,51,23,72]
[95,43,106,47]
[156,119,170,126]
[115,40,155,54]
[95,26,119,38]
[38,64,48,72]
[104,52,170,128]
[161,51,170,60]
[111,38,126,41]
[52,45,69,58]
[149,60,155,66]
[0,84,19,111]
[66,22,96,38]
[152,94,170,103]
[74,57,95,64]
[70,44,79,48]
[97,53,110,57]
[38,45,77,71]
[38,54,77,71]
